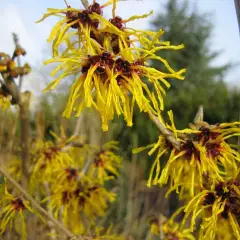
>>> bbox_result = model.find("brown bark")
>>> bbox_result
[19,91,31,188]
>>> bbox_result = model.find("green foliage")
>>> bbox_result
[115,0,239,158]
[151,0,234,128]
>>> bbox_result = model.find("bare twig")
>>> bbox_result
[62,117,84,152]
[73,116,82,137]
[64,0,69,7]
[148,111,181,150]
[0,165,77,239]
[234,0,240,34]
[81,155,92,175]
[44,182,57,240]
[81,0,89,9]
[19,91,31,188]
[12,33,30,189]
[12,33,23,90]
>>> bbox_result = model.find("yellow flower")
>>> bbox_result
[91,225,124,240]
[31,134,74,183]
[0,94,11,111]
[172,179,240,240]
[45,46,185,131]
[134,111,240,197]
[0,185,34,240]
[88,141,122,184]
[149,215,195,240]
[36,2,109,57]
[7,158,22,182]
[39,1,185,131]
[0,64,7,72]
[214,218,234,239]
[49,175,116,234]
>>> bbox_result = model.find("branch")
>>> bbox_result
[80,156,92,176]
[81,0,89,9]
[11,33,30,189]
[13,33,24,90]
[148,111,181,150]
[148,106,205,150]
[0,78,20,104]
[0,165,77,239]
[234,0,240,34]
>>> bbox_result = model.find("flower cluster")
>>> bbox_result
[5,128,122,238]
[0,47,31,110]
[43,138,121,235]
[88,141,122,184]
[179,179,240,239]
[38,0,185,131]
[0,93,11,111]
[0,181,34,239]
[2,0,239,239]
[49,173,116,234]
[135,110,240,239]
[149,215,195,240]
[135,111,240,196]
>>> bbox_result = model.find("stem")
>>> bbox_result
[80,156,92,175]
[64,0,69,7]
[44,182,57,240]
[12,33,30,189]
[0,166,77,239]
[73,115,82,137]
[112,0,116,18]
[234,0,240,34]
[148,111,181,150]
[81,0,89,9]
[12,33,23,91]
[19,96,30,188]
[148,106,205,150]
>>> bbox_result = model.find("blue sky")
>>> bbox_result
[0,0,239,93]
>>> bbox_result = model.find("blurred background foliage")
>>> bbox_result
[0,0,239,239]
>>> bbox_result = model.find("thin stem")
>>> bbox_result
[148,111,181,150]
[12,33,23,91]
[148,106,206,150]
[73,115,82,137]
[81,0,89,9]
[0,166,77,239]
[234,0,240,34]
[112,0,116,17]
[64,0,69,7]
[81,156,92,176]
[44,182,57,240]
[62,116,84,152]
[12,33,29,189]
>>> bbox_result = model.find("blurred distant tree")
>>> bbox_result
[110,0,240,220]
[115,0,235,155]
[151,0,233,128]
[226,88,240,121]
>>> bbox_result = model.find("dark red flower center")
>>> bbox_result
[206,142,221,158]
[181,140,200,161]
[43,146,60,160]
[110,16,124,29]
[197,127,220,144]
[204,181,240,220]
[12,198,25,211]
[65,168,78,180]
